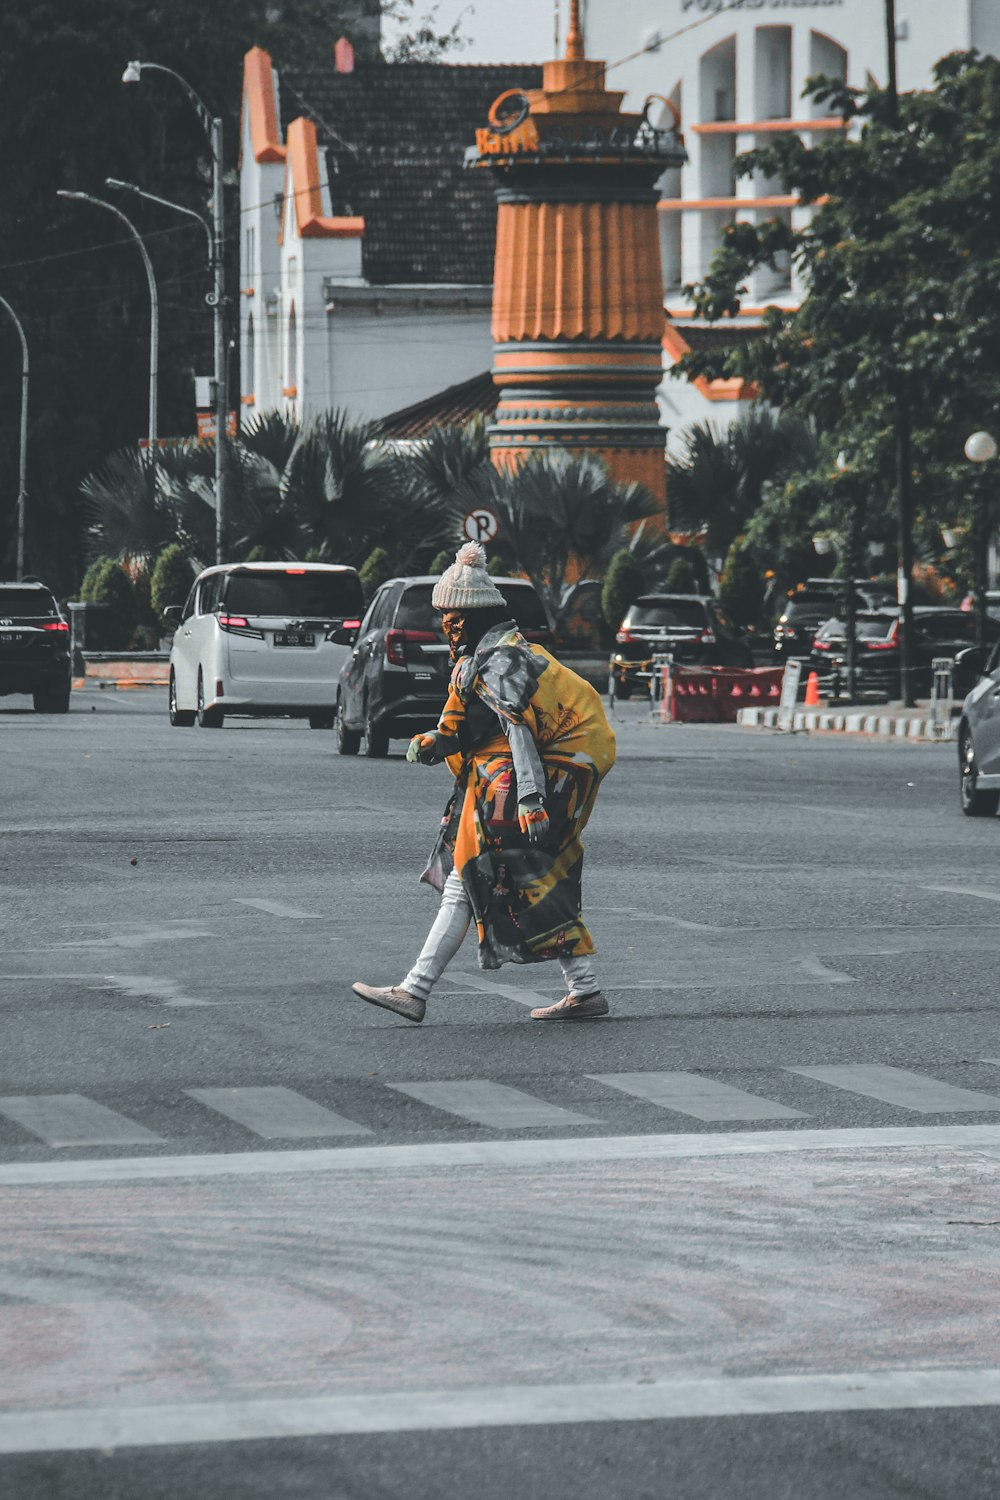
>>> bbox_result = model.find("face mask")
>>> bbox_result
[440,611,467,662]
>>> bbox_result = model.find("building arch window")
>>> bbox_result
[246,314,255,401]
[754,26,792,121]
[809,31,847,115]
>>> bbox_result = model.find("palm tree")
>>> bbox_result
[453,451,659,635]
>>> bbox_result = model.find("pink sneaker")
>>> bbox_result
[530,992,609,1021]
[351,982,425,1023]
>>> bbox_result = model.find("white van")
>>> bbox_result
[165,562,364,729]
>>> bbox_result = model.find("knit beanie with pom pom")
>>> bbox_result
[431,542,507,610]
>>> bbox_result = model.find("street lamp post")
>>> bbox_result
[836,451,861,703]
[0,295,28,580]
[123,61,227,565]
[964,430,996,651]
[56,191,158,498]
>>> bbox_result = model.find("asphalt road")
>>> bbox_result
[2,685,999,1498]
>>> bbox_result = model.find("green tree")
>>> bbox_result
[664,555,697,594]
[150,543,195,617]
[719,536,765,627]
[601,548,645,629]
[80,556,138,650]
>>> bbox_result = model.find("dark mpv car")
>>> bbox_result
[0,579,71,712]
[334,575,552,756]
[609,593,753,698]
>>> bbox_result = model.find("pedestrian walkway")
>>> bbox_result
[5,1062,1000,1152]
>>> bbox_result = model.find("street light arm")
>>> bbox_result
[0,294,29,580]
[122,60,215,138]
[105,178,213,264]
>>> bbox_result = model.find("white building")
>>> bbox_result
[577,0,1000,442]
[238,46,540,426]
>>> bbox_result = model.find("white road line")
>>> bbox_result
[793,956,854,982]
[787,1064,1000,1114]
[5,1123,1000,1188]
[97,974,214,1008]
[186,1087,371,1140]
[385,1079,599,1129]
[4,1367,1000,1453]
[589,1072,807,1122]
[233,899,323,920]
[0,1094,162,1148]
[922,884,1000,903]
[443,973,550,1008]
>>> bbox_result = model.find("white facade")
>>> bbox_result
[238,51,494,427]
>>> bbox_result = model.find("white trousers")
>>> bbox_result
[402,871,599,1003]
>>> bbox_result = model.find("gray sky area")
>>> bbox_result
[385,0,555,64]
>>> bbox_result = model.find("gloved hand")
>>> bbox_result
[406,732,451,765]
[517,796,550,844]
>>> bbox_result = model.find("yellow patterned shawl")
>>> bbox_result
[423,626,616,970]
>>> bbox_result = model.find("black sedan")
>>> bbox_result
[810,607,999,700]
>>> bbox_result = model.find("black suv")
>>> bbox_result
[0,580,71,712]
[774,580,895,661]
[610,594,753,697]
[334,575,552,756]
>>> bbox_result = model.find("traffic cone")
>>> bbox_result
[804,671,820,707]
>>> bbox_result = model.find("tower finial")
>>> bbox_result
[565,0,584,60]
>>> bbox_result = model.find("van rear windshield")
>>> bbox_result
[0,588,57,616]
[394,583,548,632]
[223,570,363,619]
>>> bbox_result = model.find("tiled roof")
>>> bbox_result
[378,370,497,438]
[278,62,543,285]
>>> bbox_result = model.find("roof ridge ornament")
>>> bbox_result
[565,0,585,60]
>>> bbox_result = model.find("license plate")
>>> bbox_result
[0,632,23,644]
[273,632,315,648]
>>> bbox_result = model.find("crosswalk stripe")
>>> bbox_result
[386,1079,599,1129]
[233,899,323,920]
[0,1094,162,1147]
[786,1064,1000,1114]
[588,1072,807,1122]
[185,1087,371,1140]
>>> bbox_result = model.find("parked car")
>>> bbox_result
[774,580,895,662]
[165,562,364,729]
[810,606,1000,700]
[0,579,71,713]
[956,638,1000,816]
[334,575,552,757]
[609,594,753,698]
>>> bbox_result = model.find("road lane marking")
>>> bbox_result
[233,899,323,920]
[186,1087,371,1140]
[4,1367,1000,1452]
[787,1064,1000,1114]
[793,957,853,983]
[0,1094,162,1148]
[922,883,1000,903]
[384,1079,599,1129]
[443,973,550,1008]
[589,1072,807,1122]
[3,1123,1000,1185]
[96,974,214,1008]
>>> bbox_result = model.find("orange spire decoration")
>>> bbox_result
[565,0,584,60]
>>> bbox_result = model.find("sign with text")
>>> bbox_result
[776,658,803,731]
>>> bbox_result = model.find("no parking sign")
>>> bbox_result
[463,508,500,545]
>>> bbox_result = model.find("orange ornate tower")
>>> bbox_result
[466,2,685,504]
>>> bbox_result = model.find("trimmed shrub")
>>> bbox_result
[601,548,645,629]
[150,544,195,619]
[80,557,138,650]
[719,537,765,627]
[664,555,697,594]
[359,545,392,602]
[428,549,453,575]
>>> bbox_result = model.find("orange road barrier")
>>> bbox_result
[658,665,784,724]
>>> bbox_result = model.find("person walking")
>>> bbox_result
[351,542,616,1023]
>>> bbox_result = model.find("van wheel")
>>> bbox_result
[364,709,389,758]
[335,695,361,755]
[197,671,224,729]
[169,670,195,727]
[308,711,335,730]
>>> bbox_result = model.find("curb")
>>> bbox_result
[736,706,957,741]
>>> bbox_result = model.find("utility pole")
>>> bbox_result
[0,295,28,580]
[884,0,916,703]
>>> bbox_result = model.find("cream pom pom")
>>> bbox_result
[455,541,487,569]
